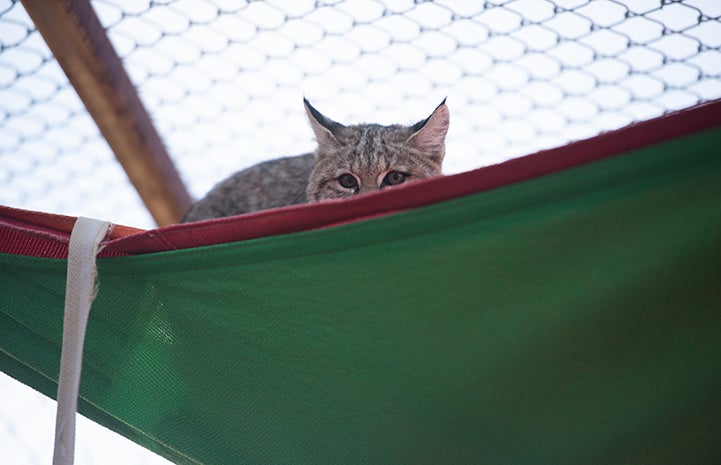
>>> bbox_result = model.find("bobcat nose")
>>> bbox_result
[357,183,379,195]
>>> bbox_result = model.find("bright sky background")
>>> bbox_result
[2,0,719,230]
[1,0,720,463]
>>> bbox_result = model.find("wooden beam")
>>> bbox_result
[21,0,192,226]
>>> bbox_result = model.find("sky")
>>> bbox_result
[1,0,718,230]
[1,0,720,463]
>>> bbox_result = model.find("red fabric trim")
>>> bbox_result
[2,99,720,259]
[0,208,141,258]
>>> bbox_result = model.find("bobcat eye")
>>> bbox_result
[337,173,359,190]
[382,171,407,187]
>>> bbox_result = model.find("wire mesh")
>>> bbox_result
[1,0,720,463]
[2,0,720,229]
[0,0,155,227]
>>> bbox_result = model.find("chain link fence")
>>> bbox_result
[1,0,720,463]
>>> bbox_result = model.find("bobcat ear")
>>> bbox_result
[407,99,449,163]
[304,98,344,149]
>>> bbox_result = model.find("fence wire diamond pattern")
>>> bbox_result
[1,0,720,229]
[0,1,720,462]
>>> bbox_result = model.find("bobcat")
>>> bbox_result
[182,98,449,222]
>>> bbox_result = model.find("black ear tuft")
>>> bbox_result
[303,98,345,134]
[406,99,449,163]
[410,99,448,134]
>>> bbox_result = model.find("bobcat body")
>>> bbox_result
[182,99,449,222]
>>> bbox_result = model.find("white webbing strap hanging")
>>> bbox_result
[53,217,111,465]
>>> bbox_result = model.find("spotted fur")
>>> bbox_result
[182,99,449,222]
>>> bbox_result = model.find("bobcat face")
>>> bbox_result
[304,99,449,203]
[182,99,450,222]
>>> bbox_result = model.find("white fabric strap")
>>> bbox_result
[53,217,111,465]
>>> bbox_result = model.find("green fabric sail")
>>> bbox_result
[1,127,720,464]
